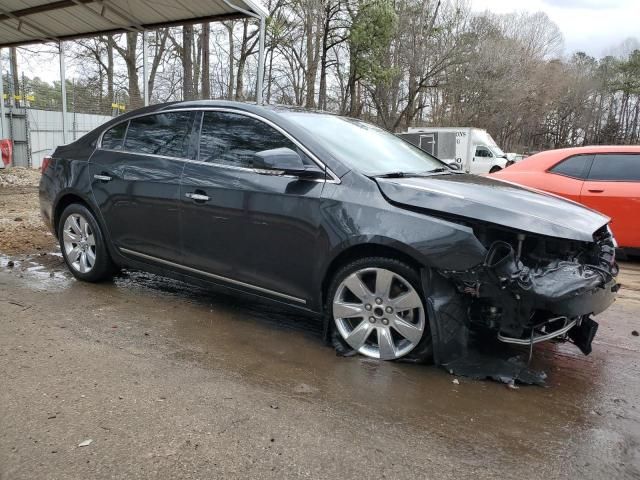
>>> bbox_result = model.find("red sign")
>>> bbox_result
[0,139,12,167]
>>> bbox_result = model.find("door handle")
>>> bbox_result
[588,189,604,193]
[185,192,210,202]
[93,174,112,182]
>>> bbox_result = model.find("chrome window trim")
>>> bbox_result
[96,107,341,184]
[119,247,307,304]
[96,148,327,183]
[98,148,190,163]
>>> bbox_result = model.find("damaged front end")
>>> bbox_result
[426,224,619,384]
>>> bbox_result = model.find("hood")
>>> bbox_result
[376,174,609,242]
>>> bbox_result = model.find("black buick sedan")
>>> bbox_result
[39,101,618,365]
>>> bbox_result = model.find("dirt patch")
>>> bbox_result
[0,186,57,254]
[0,167,41,188]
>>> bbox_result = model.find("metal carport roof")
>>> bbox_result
[0,0,267,48]
[0,0,268,145]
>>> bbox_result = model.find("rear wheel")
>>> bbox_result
[58,203,114,282]
[489,166,502,173]
[327,257,432,361]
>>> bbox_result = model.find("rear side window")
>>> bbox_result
[198,111,304,168]
[549,155,592,179]
[124,112,194,158]
[588,154,640,181]
[101,122,127,150]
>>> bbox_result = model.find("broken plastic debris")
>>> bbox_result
[452,378,460,385]
[78,439,93,447]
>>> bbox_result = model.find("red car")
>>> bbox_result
[492,146,640,251]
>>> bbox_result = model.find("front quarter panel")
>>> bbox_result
[315,173,488,303]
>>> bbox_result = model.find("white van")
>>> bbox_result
[399,127,509,174]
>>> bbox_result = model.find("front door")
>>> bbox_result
[180,110,326,303]
[580,153,640,249]
[472,146,494,174]
[89,110,196,263]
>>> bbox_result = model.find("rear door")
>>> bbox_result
[580,153,640,248]
[418,134,435,155]
[89,110,196,263]
[180,110,327,303]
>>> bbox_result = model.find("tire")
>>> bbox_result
[326,256,433,362]
[58,203,115,282]
[489,166,502,174]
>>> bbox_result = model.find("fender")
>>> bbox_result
[492,157,508,170]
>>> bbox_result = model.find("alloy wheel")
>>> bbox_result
[62,213,97,274]
[333,267,426,360]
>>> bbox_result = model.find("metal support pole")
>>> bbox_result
[222,0,267,104]
[0,48,5,139]
[256,15,265,105]
[142,30,149,106]
[59,41,68,144]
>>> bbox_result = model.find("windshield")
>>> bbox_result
[478,130,505,157]
[282,112,447,176]
[490,146,506,158]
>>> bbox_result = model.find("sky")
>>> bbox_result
[472,0,640,57]
[6,0,639,82]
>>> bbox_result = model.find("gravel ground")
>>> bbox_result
[0,167,41,188]
[0,168,57,255]
[0,186,56,254]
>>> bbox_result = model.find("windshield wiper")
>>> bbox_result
[375,168,455,179]
[375,171,411,178]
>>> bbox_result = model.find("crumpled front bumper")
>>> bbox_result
[422,249,619,384]
[544,276,618,319]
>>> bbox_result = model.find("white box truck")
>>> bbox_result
[399,127,510,174]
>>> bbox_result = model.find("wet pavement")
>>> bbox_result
[1,252,639,479]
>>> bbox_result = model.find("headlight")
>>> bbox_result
[607,225,618,248]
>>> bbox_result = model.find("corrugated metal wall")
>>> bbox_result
[1,109,112,168]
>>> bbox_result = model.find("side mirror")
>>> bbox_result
[254,147,304,170]
[253,147,325,179]
[448,162,461,171]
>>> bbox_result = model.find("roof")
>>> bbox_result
[67,99,352,178]
[0,0,268,48]
[498,145,640,172]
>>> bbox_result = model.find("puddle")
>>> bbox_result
[0,252,72,291]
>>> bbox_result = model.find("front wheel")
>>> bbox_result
[58,204,115,282]
[327,257,432,361]
[489,166,502,174]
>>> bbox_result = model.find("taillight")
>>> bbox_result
[41,155,52,173]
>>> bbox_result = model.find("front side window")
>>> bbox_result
[588,154,640,181]
[475,147,492,158]
[101,122,127,150]
[198,112,305,168]
[549,155,592,179]
[124,112,194,158]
